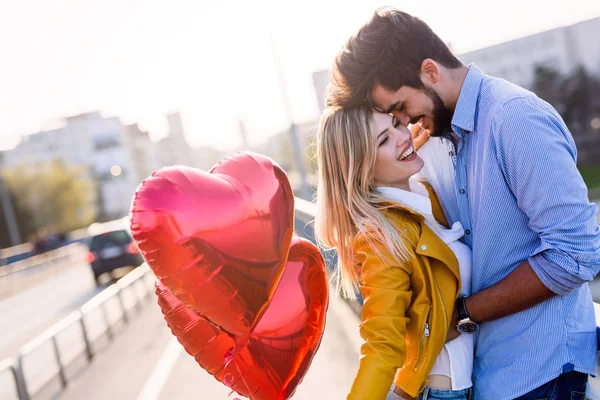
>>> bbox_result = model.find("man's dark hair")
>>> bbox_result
[327,8,462,108]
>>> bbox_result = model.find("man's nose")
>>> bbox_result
[391,110,410,127]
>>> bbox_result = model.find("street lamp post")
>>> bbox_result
[266,15,312,201]
[0,176,21,246]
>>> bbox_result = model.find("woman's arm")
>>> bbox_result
[347,237,413,400]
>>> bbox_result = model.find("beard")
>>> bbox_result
[422,85,453,137]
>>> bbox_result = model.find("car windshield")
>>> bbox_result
[90,230,131,251]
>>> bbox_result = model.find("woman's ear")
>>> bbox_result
[420,59,441,85]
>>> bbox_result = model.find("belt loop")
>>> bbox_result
[421,386,430,400]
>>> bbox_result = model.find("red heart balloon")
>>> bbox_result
[156,237,328,400]
[130,152,295,338]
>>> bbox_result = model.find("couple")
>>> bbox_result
[313,8,600,400]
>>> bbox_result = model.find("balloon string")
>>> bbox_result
[223,346,253,400]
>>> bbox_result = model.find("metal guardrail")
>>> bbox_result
[0,243,84,279]
[0,263,154,400]
[0,198,596,399]
[0,243,86,300]
[293,197,600,400]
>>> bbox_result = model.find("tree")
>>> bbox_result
[3,160,96,236]
[532,65,565,114]
[0,182,35,248]
[562,66,597,131]
[532,65,600,135]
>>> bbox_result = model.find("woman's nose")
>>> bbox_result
[394,126,411,146]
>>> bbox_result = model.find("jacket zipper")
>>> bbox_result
[414,305,432,370]
[414,275,448,372]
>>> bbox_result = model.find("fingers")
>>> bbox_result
[410,123,430,151]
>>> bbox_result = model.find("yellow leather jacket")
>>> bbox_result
[347,186,462,400]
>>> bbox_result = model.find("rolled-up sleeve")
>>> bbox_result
[493,97,600,295]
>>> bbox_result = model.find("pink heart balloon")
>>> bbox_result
[130,152,295,338]
[156,237,329,400]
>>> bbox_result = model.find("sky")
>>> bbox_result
[1,0,600,152]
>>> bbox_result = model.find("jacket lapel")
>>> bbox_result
[415,224,461,283]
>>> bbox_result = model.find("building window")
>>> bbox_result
[94,134,121,150]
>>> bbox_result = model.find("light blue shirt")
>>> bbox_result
[432,65,600,400]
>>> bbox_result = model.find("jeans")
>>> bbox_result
[386,387,472,400]
[514,371,587,400]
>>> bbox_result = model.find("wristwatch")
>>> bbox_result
[456,296,479,334]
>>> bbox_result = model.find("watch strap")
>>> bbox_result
[456,296,470,321]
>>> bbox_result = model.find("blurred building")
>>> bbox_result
[312,17,600,106]
[459,17,600,88]
[153,112,196,170]
[311,17,600,165]
[250,120,319,190]
[2,111,155,219]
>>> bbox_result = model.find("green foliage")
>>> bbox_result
[580,165,600,188]
[533,65,600,133]
[2,160,96,239]
[0,182,35,248]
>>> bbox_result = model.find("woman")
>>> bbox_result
[314,106,474,400]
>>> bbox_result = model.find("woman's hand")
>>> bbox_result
[410,122,430,151]
[392,386,416,400]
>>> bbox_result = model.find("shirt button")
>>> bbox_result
[449,151,454,156]
[421,245,427,251]
[465,230,471,235]
[460,188,466,194]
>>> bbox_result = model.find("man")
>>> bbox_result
[327,8,600,400]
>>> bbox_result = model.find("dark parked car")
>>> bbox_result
[86,228,143,285]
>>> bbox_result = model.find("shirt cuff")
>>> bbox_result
[528,253,586,296]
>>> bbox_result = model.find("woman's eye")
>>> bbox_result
[394,119,402,128]
[379,137,388,146]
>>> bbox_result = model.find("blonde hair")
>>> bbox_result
[314,106,412,299]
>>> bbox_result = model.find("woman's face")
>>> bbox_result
[371,111,424,190]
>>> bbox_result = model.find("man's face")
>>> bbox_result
[370,83,453,137]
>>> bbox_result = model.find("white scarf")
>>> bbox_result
[377,178,465,245]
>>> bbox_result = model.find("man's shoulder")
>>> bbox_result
[479,74,537,110]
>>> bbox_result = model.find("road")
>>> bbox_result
[0,250,363,400]
[56,283,361,400]
[0,260,140,399]
[0,261,104,361]
[0,204,598,400]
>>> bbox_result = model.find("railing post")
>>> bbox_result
[116,287,129,323]
[100,301,114,340]
[51,336,67,389]
[79,313,94,362]
[15,355,30,400]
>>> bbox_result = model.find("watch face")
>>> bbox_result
[458,322,478,334]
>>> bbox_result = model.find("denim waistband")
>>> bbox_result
[419,387,472,400]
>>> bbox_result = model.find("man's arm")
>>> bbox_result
[465,260,554,323]
[463,97,600,324]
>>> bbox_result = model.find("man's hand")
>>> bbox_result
[445,308,461,343]
[410,122,430,151]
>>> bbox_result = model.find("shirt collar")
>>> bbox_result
[451,64,484,136]
[376,178,433,218]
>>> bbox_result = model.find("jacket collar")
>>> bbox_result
[377,178,433,218]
